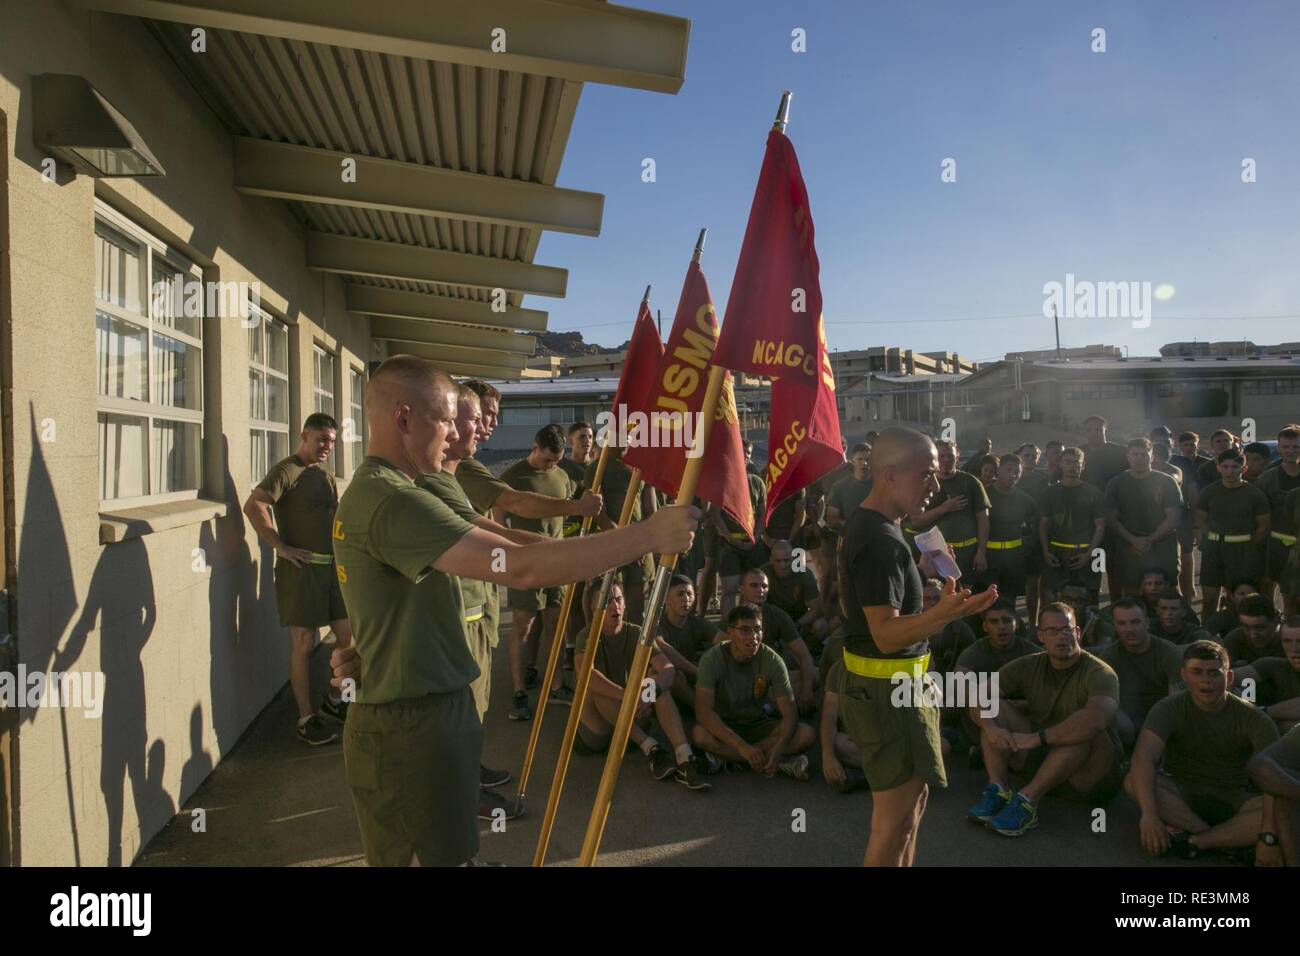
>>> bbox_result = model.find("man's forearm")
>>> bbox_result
[245,504,285,551]
[472,516,545,545]
[492,526,655,590]
[1152,509,1181,542]
[871,606,949,654]
[1044,706,1109,746]
[1265,699,1300,722]
[976,512,989,549]
[499,488,579,520]
[1131,759,1161,816]
[1248,755,1300,800]
[700,707,748,753]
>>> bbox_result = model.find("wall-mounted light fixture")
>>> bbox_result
[32,73,165,177]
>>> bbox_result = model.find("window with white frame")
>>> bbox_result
[313,345,338,471]
[248,304,290,484]
[348,366,365,473]
[94,203,204,506]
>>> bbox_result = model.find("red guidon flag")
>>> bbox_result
[712,128,843,521]
[623,261,754,538]
[601,300,664,447]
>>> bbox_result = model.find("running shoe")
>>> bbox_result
[296,715,338,746]
[508,691,532,721]
[968,783,1012,823]
[547,685,574,706]
[777,754,810,781]
[647,746,676,780]
[675,759,713,791]
[477,788,523,822]
[480,765,512,789]
[989,793,1039,836]
[319,693,348,724]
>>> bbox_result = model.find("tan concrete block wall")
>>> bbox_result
[1,1,371,865]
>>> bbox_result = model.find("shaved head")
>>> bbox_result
[365,354,460,476]
[872,428,935,472]
[367,355,456,419]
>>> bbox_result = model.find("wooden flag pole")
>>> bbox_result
[532,467,644,866]
[577,230,724,866]
[514,285,652,813]
[513,442,611,813]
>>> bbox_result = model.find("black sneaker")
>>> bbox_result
[480,765,512,789]
[477,788,524,821]
[675,759,713,791]
[698,752,725,775]
[296,715,338,746]
[647,746,676,780]
[508,691,532,722]
[547,685,574,706]
[320,694,348,724]
[524,666,539,690]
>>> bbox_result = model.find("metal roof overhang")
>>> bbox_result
[74,0,690,379]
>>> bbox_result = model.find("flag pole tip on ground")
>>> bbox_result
[773,91,792,131]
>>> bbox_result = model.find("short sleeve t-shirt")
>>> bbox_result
[766,486,806,540]
[500,458,573,538]
[1143,691,1279,792]
[1251,657,1300,706]
[1082,442,1130,492]
[696,641,793,725]
[839,508,925,659]
[956,635,1041,674]
[1105,470,1184,535]
[656,613,718,665]
[762,564,820,621]
[760,603,801,657]
[419,471,485,612]
[1017,469,1052,504]
[828,477,874,522]
[931,470,991,544]
[722,473,767,542]
[987,485,1038,541]
[1040,482,1106,546]
[1198,481,1269,536]
[577,622,641,687]
[1099,636,1184,726]
[928,619,978,675]
[454,456,508,516]
[1255,466,1300,535]
[557,457,588,537]
[1222,627,1284,665]
[586,454,642,525]
[333,457,478,703]
[997,651,1119,728]
[256,455,338,553]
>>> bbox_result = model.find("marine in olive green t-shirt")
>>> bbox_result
[454,456,508,517]
[761,562,819,622]
[256,454,338,552]
[419,471,487,617]
[576,621,642,687]
[827,476,873,523]
[1250,656,1300,706]
[1099,636,1183,727]
[1142,691,1278,794]
[332,457,478,704]
[931,470,991,545]
[500,457,573,538]
[696,641,792,726]
[656,613,718,666]
[956,634,1041,675]
[1198,480,1269,535]
[996,650,1119,728]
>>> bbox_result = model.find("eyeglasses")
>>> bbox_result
[732,625,764,636]
[1037,626,1075,637]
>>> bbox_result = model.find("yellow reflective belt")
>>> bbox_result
[986,539,1022,550]
[306,552,334,565]
[1271,531,1297,546]
[464,604,484,623]
[1050,540,1090,549]
[1206,533,1252,543]
[843,649,931,680]
[949,537,978,549]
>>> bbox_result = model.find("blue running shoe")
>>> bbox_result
[989,793,1039,836]
[968,784,1012,823]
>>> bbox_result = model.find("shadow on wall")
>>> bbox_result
[200,435,265,758]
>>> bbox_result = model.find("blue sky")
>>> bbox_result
[533,0,1300,362]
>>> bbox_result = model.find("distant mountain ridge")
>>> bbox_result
[534,329,628,357]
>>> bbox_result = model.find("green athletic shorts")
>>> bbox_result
[1168,777,1256,827]
[1018,727,1124,803]
[274,557,347,628]
[343,689,482,867]
[1200,540,1263,590]
[731,717,783,744]
[507,584,564,612]
[839,672,946,792]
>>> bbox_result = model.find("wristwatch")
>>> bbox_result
[1258,832,1278,847]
